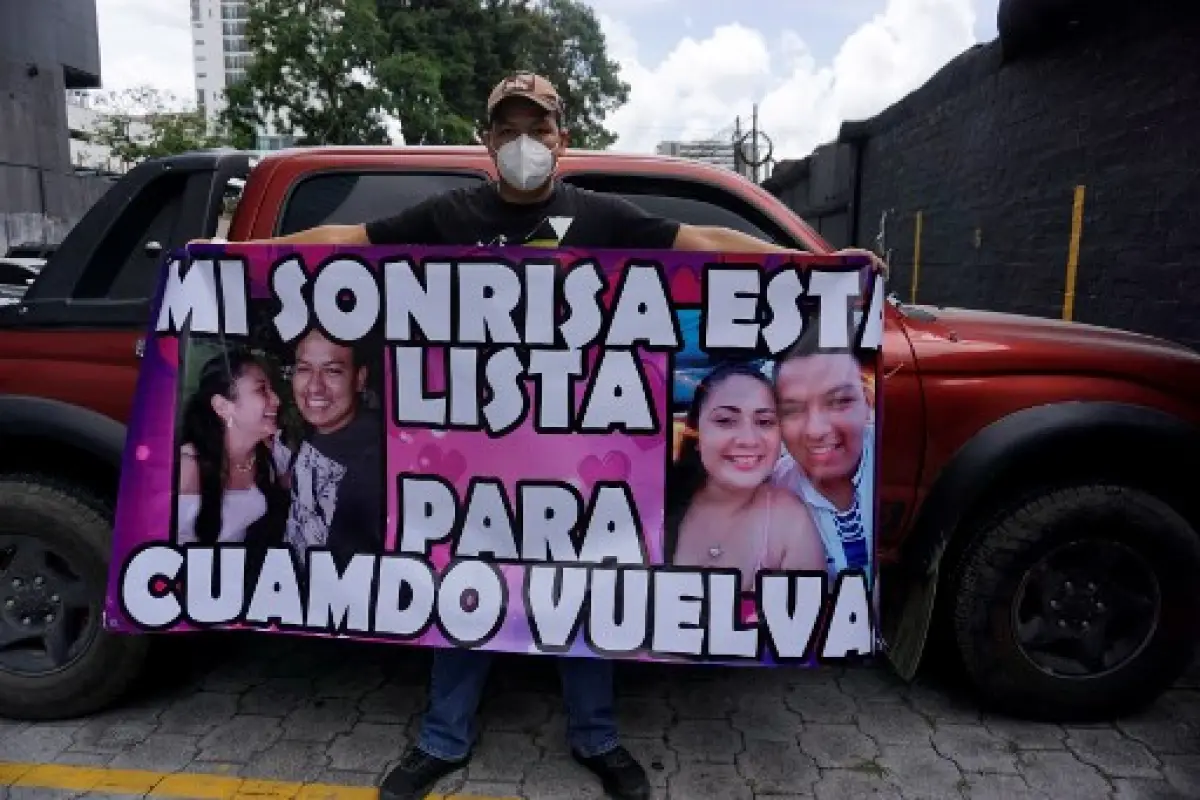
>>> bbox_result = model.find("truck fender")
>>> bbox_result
[0,395,127,471]
[902,400,1200,578]
[881,400,1200,681]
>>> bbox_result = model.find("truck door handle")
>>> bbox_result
[134,338,145,359]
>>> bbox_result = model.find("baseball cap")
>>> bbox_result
[487,72,563,120]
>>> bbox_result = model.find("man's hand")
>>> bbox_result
[833,247,889,278]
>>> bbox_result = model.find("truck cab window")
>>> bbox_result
[75,173,189,300]
[279,172,486,235]
[561,174,794,247]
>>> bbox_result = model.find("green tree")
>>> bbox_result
[376,0,629,148]
[221,0,400,147]
[89,86,225,166]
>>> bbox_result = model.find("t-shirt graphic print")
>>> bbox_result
[283,440,345,556]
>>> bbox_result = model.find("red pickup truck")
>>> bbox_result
[1,147,1197,723]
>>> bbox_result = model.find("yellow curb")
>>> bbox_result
[0,762,517,799]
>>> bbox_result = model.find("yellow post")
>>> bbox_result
[910,210,923,304]
[1063,185,1086,321]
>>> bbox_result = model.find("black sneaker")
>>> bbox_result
[379,745,467,800]
[571,745,651,800]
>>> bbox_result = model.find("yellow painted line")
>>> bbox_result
[0,762,515,799]
[910,210,923,305]
[1062,185,1086,321]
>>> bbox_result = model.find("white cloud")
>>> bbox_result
[95,0,195,101]
[602,0,979,161]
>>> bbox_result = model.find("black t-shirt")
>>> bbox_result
[282,412,384,566]
[364,180,681,250]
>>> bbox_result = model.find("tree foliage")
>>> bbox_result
[376,0,629,148]
[221,0,400,147]
[88,86,225,166]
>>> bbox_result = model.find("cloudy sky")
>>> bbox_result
[95,0,999,161]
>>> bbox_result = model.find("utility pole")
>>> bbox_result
[751,104,759,183]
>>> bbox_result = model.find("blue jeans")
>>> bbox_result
[416,648,619,762]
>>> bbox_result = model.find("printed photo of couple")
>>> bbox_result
[170,317,386,570]
[665,311,878,620]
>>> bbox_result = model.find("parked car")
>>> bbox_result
[0,147,1197,724]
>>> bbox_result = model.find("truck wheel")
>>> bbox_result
[951,484,1200,722]
[0,474,150,720]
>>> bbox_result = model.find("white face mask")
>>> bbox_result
[495,134,555,191]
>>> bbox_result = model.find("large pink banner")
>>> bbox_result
[105,244,885,667]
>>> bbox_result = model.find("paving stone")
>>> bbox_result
[932,724,1020,774]
[731,695,803,743]
[1110,777,1191,799]
[798,723,879,769]
[68,721,157,754]
[245,740,330,782]
[1160,754,1200,797]
[464,731,539,783]
[669,679,738,719]
[876,743,965,800]
[1066,727,1162,779]
[195,715,283,762]
[312,663,387,699]
[201,658,270,693]
[279,697,359,742]
[238,677,314,716]
[981,716,1067,751]
[625,735,679,789]
[856,703,934,746]
[314,769,379,786]
[667,763,752,800]
[906,682,984,725]
[838,667,909,705]
[51,752,114,767]
[358,683,425,724]
[324,722,407,773]
[616,696,675,739]
[668,719,744,763]
[811,768,901,799]
[734,739,819,795]
[961,773,1043,800]
[6,790,82,800]
[458,781,522,798]
[1017,750,1112,798]
[106,733,199,772]
[156,691,240,735]
[1117,704,1200,756]
[523,759,606,799]
[2,725,76,761]
[784,683,857,724]
[479,690,555,733]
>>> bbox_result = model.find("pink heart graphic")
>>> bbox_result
[668,264,702,303]
[417,443,467,484]
[578,451,632,486]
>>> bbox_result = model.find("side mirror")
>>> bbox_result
[144,240,163,258]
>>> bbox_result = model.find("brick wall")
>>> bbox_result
[766,3,1200,349]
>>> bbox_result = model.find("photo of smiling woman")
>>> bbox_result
[175,349,290,549]
[664,361,827,617]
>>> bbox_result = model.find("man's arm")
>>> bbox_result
[191,224,369,247]
[672,223,801,254]
[190,196,441,247]
[674,224,890,275]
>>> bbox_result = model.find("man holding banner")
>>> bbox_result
[197,72,886,800]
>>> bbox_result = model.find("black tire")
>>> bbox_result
[0,474,150,720]
[950,484,1200,722]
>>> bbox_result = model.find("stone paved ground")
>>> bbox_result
[1,633,1197,799]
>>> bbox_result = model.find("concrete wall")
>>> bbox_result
[765,1,1200,349]
[0,1,111,255]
